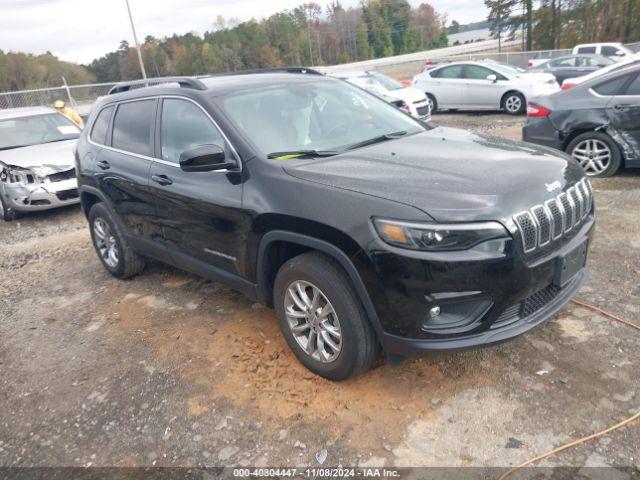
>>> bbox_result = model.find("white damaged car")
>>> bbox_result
[330,70,431,120]
[413,60,560,115]
[0,106,81,221]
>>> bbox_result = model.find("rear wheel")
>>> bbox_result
[88,202,145,278]
[566,131,621,178]
[273,252,379,381]
[502,92,525,115]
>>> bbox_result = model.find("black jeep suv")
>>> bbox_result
[75,69,595,380]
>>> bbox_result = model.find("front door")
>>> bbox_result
[461,64,504,109]
[148,97,246,277]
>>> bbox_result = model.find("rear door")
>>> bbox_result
[547,57,579,83]
[606,73,640,164]
[94,98,160,244]
[428,65,464,108]
[148,96,245,276]
[461,64,505,109]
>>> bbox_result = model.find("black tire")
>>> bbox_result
[0,193,16,221]
[88,202,145,278]
[502,91,525,115]
[426,93,438,114]
[273,251,379,381]
[565,131,622,178]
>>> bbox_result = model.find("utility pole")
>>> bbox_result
[125,0,148,80]
[307,20,314,66]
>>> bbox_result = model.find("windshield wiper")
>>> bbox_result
[267,149,340,159]
[344,130,408,151]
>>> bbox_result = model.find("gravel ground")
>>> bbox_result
[1,112,639,474]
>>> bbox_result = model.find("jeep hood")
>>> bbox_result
[0,139,77,171]
[283,127,585,222]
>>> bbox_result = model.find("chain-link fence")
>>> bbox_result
[0,82,116,115]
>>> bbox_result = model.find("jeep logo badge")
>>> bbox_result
[545,181,561,192]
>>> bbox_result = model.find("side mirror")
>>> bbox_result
[179,144,236,172]
[486,74,498,83]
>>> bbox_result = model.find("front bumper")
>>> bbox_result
[362,215,595,357]
[2,177,80,212]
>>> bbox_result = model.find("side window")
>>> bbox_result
[624,75,640,95]
[551,57,576,67]
[577,46,597,54]
[593,74,632,96]
[463,65,504,80]
[90,105,113,145]
[433,65,463,79]
[601,46,621,56]
[112,100,155,156]
[160,98,225,164]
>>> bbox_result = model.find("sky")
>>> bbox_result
[0,0,489,65]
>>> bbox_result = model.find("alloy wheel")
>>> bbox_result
[93,217,119,268]
[284,280,342,363]
[571,139,611,176]
[505,95,522,113]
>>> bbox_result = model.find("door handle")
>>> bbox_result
[151,174,173,186]
[96,160,110,170]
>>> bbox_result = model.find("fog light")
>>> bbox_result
[422,298,492,334]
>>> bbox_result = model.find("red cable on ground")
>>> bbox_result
[497,299,640,480]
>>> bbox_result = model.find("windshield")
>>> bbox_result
[220,79,424,156]
[0,113,81,150]
[368,72,404,91]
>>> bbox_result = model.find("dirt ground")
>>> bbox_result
[1,111,639,474]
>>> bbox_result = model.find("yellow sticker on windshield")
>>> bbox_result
[274,154,303,159]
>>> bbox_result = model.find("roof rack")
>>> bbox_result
[107,77,207,95]
[202,67,324,78]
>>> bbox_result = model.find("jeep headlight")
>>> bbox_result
[373,218,509,251]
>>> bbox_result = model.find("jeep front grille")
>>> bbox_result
[513,178,593,253]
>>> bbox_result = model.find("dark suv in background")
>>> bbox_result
[75,69,595,380]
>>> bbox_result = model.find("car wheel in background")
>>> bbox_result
[273,251,379,381]
[566,131,622,178]
[502,92,525,115]
[426,94,438,113]
[88,202,145,278]
[0,194,17,222]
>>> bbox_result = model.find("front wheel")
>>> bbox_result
[502,92,525,115]
[0,193,16,221]
[426,94,438,114]
[273,252,379,381]
[566,131,622,178]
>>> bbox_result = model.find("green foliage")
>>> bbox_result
[0,50,95,91]
[486,0,640,51]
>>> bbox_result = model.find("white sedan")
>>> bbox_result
[413,60,560,115]
[330,71,431,120]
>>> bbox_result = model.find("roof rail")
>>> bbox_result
[107,77,207,95]
[202,67,324,78]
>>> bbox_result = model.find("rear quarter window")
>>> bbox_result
[593,74,633,96]
[90,106,114,145]
[111,99,155,157]
[577,47,597,54]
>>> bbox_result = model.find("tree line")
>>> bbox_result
[88,0,446,83]
[485,0,640,51]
